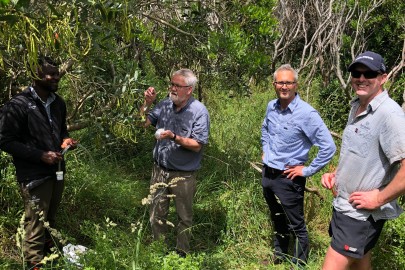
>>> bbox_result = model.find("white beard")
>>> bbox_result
[169,93,184,105]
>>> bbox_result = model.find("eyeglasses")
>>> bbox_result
[169,82,191,89]
[274,81,296,87]
[350,70,380,79]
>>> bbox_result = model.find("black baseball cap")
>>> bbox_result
[348,51,386,73]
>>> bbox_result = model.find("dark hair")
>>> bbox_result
[29,55,60,79]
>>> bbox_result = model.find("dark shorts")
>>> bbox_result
[329,209,386,259]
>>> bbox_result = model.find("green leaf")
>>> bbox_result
[0,14,19,25]
[15,0,29,9]
[47,3,62,17]
[0,0,10,6]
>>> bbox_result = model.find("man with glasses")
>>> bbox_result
[321,51,405,270]
[261,64,336,267]
[140,69,210,256]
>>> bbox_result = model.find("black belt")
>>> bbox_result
[264,164,284,175]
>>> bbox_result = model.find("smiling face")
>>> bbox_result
[350,64,387,105]
[273,70,297,108]
[169,74,193,108]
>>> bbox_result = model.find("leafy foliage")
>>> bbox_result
[0,0,405,269]
[317,79,351,132]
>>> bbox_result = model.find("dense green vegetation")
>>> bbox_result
[2,88,405,269]
[1,0,405,269]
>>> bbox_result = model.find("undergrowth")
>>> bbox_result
[0,87,405,269]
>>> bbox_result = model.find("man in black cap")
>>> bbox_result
[321,51,405,269]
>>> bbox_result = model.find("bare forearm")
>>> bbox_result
[139,97,154,128]
[140,101,151,114]
[173,135,202,152]
[140,87,157,127]
[378,160,405,205]
[158,129,202,152]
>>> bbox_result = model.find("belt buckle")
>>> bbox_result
[270,167,282,175]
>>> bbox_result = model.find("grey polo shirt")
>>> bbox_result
[333,91,405,221]
[148,96,210,171]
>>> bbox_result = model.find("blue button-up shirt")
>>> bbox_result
[261,94,336,177]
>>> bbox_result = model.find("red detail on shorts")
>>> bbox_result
[344,245,349,251]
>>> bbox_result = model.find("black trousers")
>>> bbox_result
[262,165,308,264]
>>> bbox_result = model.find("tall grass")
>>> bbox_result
[1,85,405,269]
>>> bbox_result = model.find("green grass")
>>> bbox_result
[1,87,405,269]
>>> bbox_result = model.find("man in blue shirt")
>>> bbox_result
[140,69,210,256]
[261,64,336,266]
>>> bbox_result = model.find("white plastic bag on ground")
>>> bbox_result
[63,243,88,267]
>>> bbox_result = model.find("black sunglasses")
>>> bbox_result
[351,70,380,79]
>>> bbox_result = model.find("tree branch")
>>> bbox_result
[60,59,74,77]
[387,38,405,83]
[141,12,196,37]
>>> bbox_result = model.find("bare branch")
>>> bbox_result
[60,59,74,77]
[67,121,89,132]
[272,0,386,103]
[387,38,405,82]
[141,12,196,37]
[330,131,342,140]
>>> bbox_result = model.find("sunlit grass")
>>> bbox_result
[1,88,404,269]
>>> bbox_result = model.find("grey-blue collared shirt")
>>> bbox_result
[148,96,210,171]
[334,90,405,221]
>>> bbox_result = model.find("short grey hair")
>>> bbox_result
[172,69,198,91]
[273,64,298,82]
